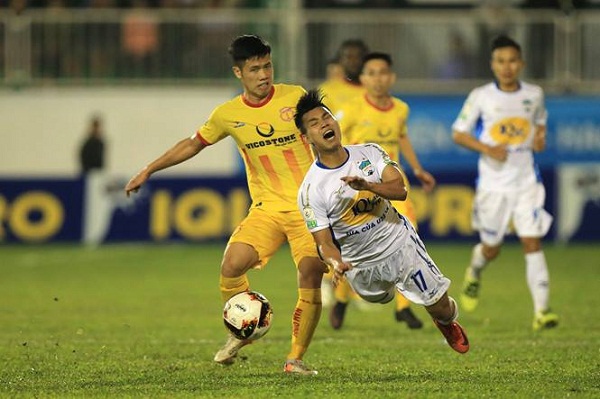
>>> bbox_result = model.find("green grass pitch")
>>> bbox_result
[1,243,598,398]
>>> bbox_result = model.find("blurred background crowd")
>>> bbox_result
[0,0,599,93]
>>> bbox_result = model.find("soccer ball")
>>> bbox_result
[223,291,273,341]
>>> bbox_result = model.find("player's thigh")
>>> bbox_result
[513,183,553,238]
[345,264,396,304]
[473,189,512,246]
[228,207,286,269]
[279,211,320,267]
[395,235,451,307]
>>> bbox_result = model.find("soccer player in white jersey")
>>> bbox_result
[452,35,559,331]
[295,89,469,354]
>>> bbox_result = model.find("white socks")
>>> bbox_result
[526,251,550,314]
[469,243,488,279]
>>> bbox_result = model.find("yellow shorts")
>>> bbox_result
[228,206,319,269]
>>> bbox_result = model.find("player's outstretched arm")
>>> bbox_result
[125,136,205,197]
[398,134,436,193]
[312,229,351,287]
[341,164,407,201]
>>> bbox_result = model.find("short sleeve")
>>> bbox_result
[298,180,330,233]
[196,107,229,145]
[452,88,482,134]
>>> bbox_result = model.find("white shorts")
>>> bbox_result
[472,183,553,246]
[344,230,451,307]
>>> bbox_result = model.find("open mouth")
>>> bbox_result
[323,130,335,140]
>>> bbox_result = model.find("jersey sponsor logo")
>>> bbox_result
[256,122,275,137]
[351,195,382,216]
[244,133,298,149]
[345,202,391,236]
[279,107,296,122]
[357,158,374,176]
[489,117,531,145]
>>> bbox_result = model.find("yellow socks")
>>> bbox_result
[334,279,352,303]
[219,275,249,303]
[287,288,321,360]
[395,292,411,311]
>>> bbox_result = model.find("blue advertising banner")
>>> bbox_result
[2,96,599,244]
[401,95,600,172]
[0,178,83,242]
[2,167,599,244]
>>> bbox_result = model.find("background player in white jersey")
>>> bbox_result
[295,90,469,354]
[452,35,558,331]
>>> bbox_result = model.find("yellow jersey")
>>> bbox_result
[337,94,409,164]
[319,78,365,115]
[196,84,313,212]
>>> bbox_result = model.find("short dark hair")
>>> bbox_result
[361,52,393,71]
[228,35,271,67]
[294,89,330,134]
[491,35,521,55]
[337,38,369,58]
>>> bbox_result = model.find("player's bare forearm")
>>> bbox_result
[398,136,436,191]
[313,232,351,286]
[147,136,204,174]
[125,136,204,196]
[341,164,407,200]
[341,176,407,201]
[453,130,507,161]
[398,134,423,174]
[533,125,546,152]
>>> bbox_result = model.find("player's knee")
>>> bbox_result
[221,243,259,277]
[482,245,500,261]
[521,237,542,253]
[298,257,327,287]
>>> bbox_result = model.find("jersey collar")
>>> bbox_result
[493,80,522,93]
[242,85,275,108]
[316,147,350,170]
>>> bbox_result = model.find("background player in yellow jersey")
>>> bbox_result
[124,35,327,375]
[331,52,437,330]
[319,39,368,115]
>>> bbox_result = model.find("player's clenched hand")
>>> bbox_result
[415,169,436,193]
[327,258,352,288]
[341,176,370,191]
[125,168,150,197]
[485,145,508,162]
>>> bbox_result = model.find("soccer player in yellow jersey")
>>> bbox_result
[330,52,437,330]
[124,35,327,375]
[319,39,368,115]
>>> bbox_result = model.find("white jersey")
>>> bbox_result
[452,81,547,192]
[298,144,411,268]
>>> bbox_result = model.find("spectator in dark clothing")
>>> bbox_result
[80,115,105,173]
